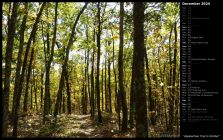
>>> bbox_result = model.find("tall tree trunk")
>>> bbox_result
[83,51,87,114]
[168,23,174,133]
[108,56,112,113]
[171,22,177,134]
[104,53,108,111]
[87,50,91,113]
[119,2,128,131]
[90,48,95,118]
[90,29,95,118]
[65,69,72,114]
[82,83,86,114]
[101,64,104,111]
[30,75,33,110]
[13,2,28,115]
[40,69,44,109]
[85,22,91,113]
[44,2,58,122]
[133,2,148,137]
[2,3,18,137]
[96,2,102,123]
[23,45,35,112]
[111,29,120,131]
[12,3,46,137]
[54,68,65,118]
[34,73,38,111]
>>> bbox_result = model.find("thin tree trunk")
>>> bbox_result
[23,45,35,112]
[119,2,128,131]
[104,53,108,111]
[111,29,120,131]
[96,2,102,123]
[108,56,112,113]
[90,29,95,118]
[91,47,95,118]
[30,76,33,110]
[85,22,91,113]
[168,23,174,133]
[171,22,177,134]
[34,74,38,111]
[40,69,44,109]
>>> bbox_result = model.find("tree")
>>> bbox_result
[96,2,102,123]
[167,22,175,133]
[133,2,148,137]
[144,46,156,125]
[43,2,58,122]
[2,3,18,137]
[169,21,178,134]
[111,27,120,131]
[108,53,112,113]
[90,28,95,118]
[104,53,108,111]
[23,39,35,113]
[118,2,128,132]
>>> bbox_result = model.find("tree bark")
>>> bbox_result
[108,55,112,113]
[2,3,18,137]
[133,2,148,137]
[23,45,35,112]
[13,2,28,114]
[104,53,108,111]
[144,46,156,125]
[170,22,177,134]
[168,23,174,133]
[40,69,44,109]
[119,2,128,132]
[96,2,102,123]
[101,64,104,111]
[111,29,120,131]
[64,68,72,114]
[90,29,95,118]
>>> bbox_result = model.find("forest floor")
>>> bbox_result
[8,111,179,138]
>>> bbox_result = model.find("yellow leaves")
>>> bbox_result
[111,35,119,40]
[161,53,166,59]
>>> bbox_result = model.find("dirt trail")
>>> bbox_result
[8,112,177,138]
[9,112,132,138]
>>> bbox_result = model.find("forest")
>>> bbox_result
[2,2,180,138]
